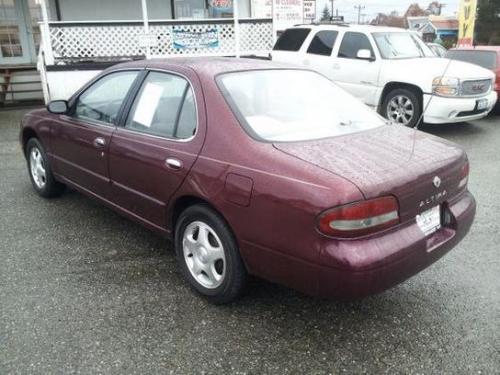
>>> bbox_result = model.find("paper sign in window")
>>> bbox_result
[133,82,163,127]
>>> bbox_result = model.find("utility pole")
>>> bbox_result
[354,4,365,24]
[330,0,334,20]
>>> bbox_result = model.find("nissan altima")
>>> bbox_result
[20,58,475,303]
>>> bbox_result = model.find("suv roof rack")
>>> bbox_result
[294,20,350,27]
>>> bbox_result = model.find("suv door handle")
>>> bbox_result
[93,137,106,148]
[165,158,182,170]
[333,63,340,70]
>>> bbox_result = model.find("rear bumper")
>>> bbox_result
[316,191,476,299]
[423,92,497,124]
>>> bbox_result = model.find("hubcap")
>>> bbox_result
[182,221,226,289]
[387,95,414,126]
[29,147,46,189]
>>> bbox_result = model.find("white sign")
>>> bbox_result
[252,0,272,18]
[303,0,316,21]
[273,0,304,31]
[133,82,163,128]
[137,34,159,48]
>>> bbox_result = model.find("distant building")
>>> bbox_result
[407,15,459,43]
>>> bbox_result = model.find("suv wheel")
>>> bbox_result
[383,88,422,127]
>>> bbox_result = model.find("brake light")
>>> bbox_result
[459,161,469,189]
[317,196,400,238]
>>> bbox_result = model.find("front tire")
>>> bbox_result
[175,204,247,304]
[382,88,422,128]
[26,138,65,198]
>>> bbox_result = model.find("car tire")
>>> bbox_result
[382,88,422,128]
[25,138,65,198]
[175,204,247,304]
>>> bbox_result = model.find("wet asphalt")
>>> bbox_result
[0,108,499,374]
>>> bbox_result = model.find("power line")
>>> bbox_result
[354,4,366,24]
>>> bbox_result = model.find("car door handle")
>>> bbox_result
[165,158,183,170]
[93,137,106,148]
[333,63,340,70]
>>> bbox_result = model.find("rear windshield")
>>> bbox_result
[217,69,385,142]
[273,28,311,52]
[446,50,497,70]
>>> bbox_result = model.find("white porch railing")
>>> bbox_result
[42,19,273,64]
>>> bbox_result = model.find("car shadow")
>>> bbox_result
[418,121,485,139]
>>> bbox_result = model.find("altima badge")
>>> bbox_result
[433,176,441,188]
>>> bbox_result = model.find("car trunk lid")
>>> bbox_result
[273,125,467,223]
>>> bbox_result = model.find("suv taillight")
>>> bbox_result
[317,196,400,238]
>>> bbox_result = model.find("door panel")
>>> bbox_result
[108,70,205,230]
[333,32,381,107]
[50,117,114,196]
[50,70,141,198]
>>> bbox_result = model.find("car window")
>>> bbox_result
[75,71,138,124]
[338,32,374,59]
[273,28,311,52]
[126,71,196,139]
[446,50,497,70]
[307,31,338,56]
[218,69,385,142]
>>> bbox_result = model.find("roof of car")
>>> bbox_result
[112,57,294,76]
[290,23,407,34]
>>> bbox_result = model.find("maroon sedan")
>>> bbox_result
[20,58,475,303]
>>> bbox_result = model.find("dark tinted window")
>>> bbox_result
[273,28,311,51]
[75,71,138,124]
[126,72,196,139]
[307,31,338,56]
[446,50,497,70]
[338,32,374,59]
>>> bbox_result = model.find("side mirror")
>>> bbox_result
[356,49,374,61]
[47,100,69,114]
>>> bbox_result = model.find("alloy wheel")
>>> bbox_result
[387,95,415,126]
[182,221,226,289]
[29,146,47,189]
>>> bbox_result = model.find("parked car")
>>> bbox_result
[427,42,447,57]
[447,46,500,106]
[21,58,476,303]
[271,25,497,127]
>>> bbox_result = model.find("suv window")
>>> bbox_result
[75,71,138,124]
[307,31,338,56]
[338,32,374,59]
[273,28,311,52]
[126,71,196,139]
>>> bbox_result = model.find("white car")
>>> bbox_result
[271,24,497,126]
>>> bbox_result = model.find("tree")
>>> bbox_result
[320,4,331,21]
[475,0,500,45]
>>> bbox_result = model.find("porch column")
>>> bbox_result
[141,0,151,59]
[38,0,54,65]
[233,0,240,57]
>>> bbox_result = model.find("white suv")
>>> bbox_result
[271,24,497,126]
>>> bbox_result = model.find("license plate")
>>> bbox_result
[416,205,441,236]
[477,99,488,110]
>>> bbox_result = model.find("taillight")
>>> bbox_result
[317,196,400,238]
[459,161,469,189]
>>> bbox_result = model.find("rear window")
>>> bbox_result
[273,28,311,52]
[307,31,338,56]
[446,50,497,70]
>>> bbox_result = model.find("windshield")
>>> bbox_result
[373,32,434,59]
[218,70,385,142]
[446,50,497,70]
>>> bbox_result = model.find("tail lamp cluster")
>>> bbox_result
[458,161,469,189]
[317,196,400,239]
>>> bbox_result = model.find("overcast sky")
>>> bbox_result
[317,0,461,23]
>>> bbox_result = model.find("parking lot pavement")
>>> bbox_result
[1,108,499,374]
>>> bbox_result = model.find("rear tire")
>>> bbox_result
[175,204,247,304]
[382,88,422,128]
[26,138,65,198]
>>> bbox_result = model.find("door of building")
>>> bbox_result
[0,0,37,65]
